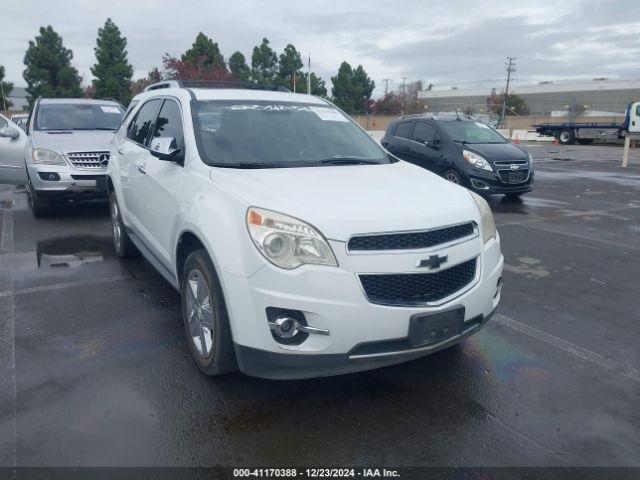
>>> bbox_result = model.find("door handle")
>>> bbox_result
[136,163,146,174]
[117,145,125,154]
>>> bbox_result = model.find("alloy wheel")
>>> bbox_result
[185,269,215,358]
[446,173,460,184]
[110,198,122,251]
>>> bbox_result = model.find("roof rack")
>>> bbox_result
[144,80,290,93]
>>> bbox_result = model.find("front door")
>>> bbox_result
[133,98,185,269]
[0,115,27,185]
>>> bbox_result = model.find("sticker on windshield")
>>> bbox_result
[310,107,349,122]
[474,122,490,129]
[101,106,121,114]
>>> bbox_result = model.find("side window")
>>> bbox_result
[151,100,184,153]
[127,99,162,146]
[636,105,640,116]
[394,121,414,140]
[413,122,436,144]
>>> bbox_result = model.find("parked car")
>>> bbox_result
[382,114,534,197]
[0,113,28,184]
[0,98,125,217]
[106,81,504,379]
[10,114,29,131]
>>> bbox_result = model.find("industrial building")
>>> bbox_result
[418,78,640,117]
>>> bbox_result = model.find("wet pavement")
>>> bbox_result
[0,143,639,467]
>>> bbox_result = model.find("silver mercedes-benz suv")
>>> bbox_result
[24,98,124,217]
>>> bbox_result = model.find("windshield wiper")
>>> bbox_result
[320,157,380,165]
[70,127,117,131]
[212,162,284,169]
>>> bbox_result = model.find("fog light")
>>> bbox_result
[38,172,60,181]
[494,277,504,299]
[471,179,490,190]
[271,316,299,339]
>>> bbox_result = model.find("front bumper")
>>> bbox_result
[468,169,534,195]
[27,164,108,200]
[235,308,496,379]
[223,234,504,379]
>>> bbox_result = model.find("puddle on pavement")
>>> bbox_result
[36,235,113,269]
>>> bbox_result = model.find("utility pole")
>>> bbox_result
[500,57,516,127]
[401,76,409,114]
[382,78,391,96]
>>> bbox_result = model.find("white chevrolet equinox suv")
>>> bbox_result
[107,80,504,379]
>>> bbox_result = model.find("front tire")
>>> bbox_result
[443,169,463,185]
[181,249,237,376]
[109,193,138,258]
[27,178,54,218]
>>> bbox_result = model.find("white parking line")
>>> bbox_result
[494,313,640,383]
[0,206,16,467]
[0,274,132,298]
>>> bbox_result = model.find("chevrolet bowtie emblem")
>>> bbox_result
[417,254,448,269]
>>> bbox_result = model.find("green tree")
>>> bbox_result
[23,26,82,107]
[330,61,375,114]
[277,44,303,90]
[182,32,226,71]
[251,38,278,84]
[91,18,133,105]
[489,91,529,116]
[297,72,328,97]
[0,65,13,110]
[229,51,250,81]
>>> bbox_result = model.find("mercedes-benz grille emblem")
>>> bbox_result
[99,153,110,167]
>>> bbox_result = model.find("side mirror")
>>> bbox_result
[0,127,20,139]
[149,137,182,161]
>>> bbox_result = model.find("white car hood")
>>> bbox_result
[210,161,479,241]
[32,130,116,153]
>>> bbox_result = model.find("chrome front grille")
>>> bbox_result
[66,151,110,169]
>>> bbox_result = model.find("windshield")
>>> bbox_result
[35,103,124,131]
[439,120,508,144]
[193,101,391,168]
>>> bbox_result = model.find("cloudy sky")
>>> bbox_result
[2,0,639,97]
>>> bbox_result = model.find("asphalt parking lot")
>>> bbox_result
[0,143,639,468]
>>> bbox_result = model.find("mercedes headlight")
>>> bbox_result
[470,192,497,244]
[32,149,67,166]
[247,207,338,269]
[463,150,493,171]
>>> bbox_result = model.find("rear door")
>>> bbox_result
[0,114,27,185]
[408,121,443,173]
[385,121,414,160]
[118,98,162,233]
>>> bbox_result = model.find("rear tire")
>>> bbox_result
[181,249,237,376]
[109,193,138,258]
[558,129,575,145]
[27,178,54,218]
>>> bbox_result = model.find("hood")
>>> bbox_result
[32,130,116,154]
[210,161,479,241]
[460,142,528,162]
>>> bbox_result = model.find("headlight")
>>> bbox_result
[463,150,493,171]
[527,151,534,166]
[246,207,338,269]
[32,149,67,166]
[469,192,497,244]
